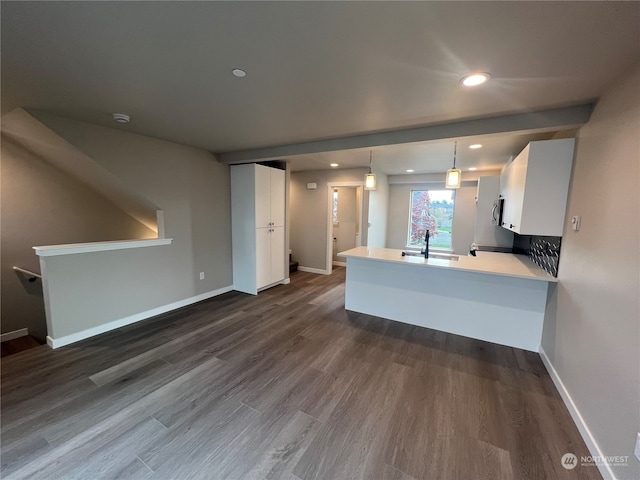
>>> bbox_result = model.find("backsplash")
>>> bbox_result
[513,234,562,277]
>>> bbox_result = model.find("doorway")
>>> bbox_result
[326,182,364,274]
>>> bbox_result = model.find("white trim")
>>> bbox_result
[156,210,166,238]
[327,181,365,188]
[46,285,233,349]
[404,246,454,254]
[326,187,334,276]
[332,261,347,267]
[1,328,29,343]
[539,347,615,480]
[34,238,173,257]
[256,277,290,293]
[298,266,330,275]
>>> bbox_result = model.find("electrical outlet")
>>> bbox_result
[634,432,640,462]
[199,272,205,280]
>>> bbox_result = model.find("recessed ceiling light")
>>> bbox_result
[330,163,339,167]
[461,73,490,87]
[112,113,130,123]
[469,144,483,149]
[406,169,414,173]
[469,167,478,171]
[232,68,246,78]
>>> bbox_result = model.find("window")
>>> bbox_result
[332,189,339,225]
[408,189,455,250]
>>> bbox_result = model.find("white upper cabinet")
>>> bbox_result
[499,138,575,237]
[269,167,286,227]
[255,164,285,228]
[255,165,272,228]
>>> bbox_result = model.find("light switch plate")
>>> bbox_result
[199,272,205,280]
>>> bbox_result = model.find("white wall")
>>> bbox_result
[290,168,368,271]
[367,172,389,248]
[541,64,640,480]
[33,111,233,295]
[28,112,233,342]
[0,136,155,341]
[450,184,477,255]
[386,180,477,255]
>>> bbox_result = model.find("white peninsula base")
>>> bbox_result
[339,248,555,352]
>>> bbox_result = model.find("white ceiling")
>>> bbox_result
[1,2,639,173]
[285,130,561,174]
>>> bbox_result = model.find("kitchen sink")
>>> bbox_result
[402,251,459,261]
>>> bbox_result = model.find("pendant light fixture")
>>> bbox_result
[364,150,376,191]
[445,141,461,189]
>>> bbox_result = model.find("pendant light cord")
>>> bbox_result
[453,141,457,169]
[369,151,373,173]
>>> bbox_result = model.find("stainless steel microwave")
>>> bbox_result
[492,197,504,226]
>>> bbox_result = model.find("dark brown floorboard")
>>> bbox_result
[1,336,42,357]
[0,267,600,479]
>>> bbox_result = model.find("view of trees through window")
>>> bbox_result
[408,190,455,249]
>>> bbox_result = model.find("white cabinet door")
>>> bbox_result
[270,226,285,284]
[519,139,575,236]
[499,165,512,228]
[498,139,574,236]
[505,147,528,232]
[256,227,271,289]
[255,165,271,229]
[270,168,286,228]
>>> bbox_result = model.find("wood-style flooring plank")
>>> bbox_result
[241,410,323,480]
[25,416,166,480]
[1,269,600,480]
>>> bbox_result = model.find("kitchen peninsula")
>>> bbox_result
[338,247,556,352]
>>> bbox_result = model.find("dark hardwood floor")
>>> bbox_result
[1,336,42,358]
[1,267,600,479]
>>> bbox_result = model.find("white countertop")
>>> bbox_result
[338,247,557,283]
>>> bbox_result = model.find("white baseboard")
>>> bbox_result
[282,278,291,285]
[298,266,330,275]
[1,328,29,343]
[332,261,347,267]
[46,285,234,349]
[539,347,615,480]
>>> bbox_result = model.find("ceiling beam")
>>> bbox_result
[216,104,593,164]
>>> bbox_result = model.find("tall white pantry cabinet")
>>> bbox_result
[231,163,286,295]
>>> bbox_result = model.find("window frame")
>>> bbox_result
[406,188,456,253]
